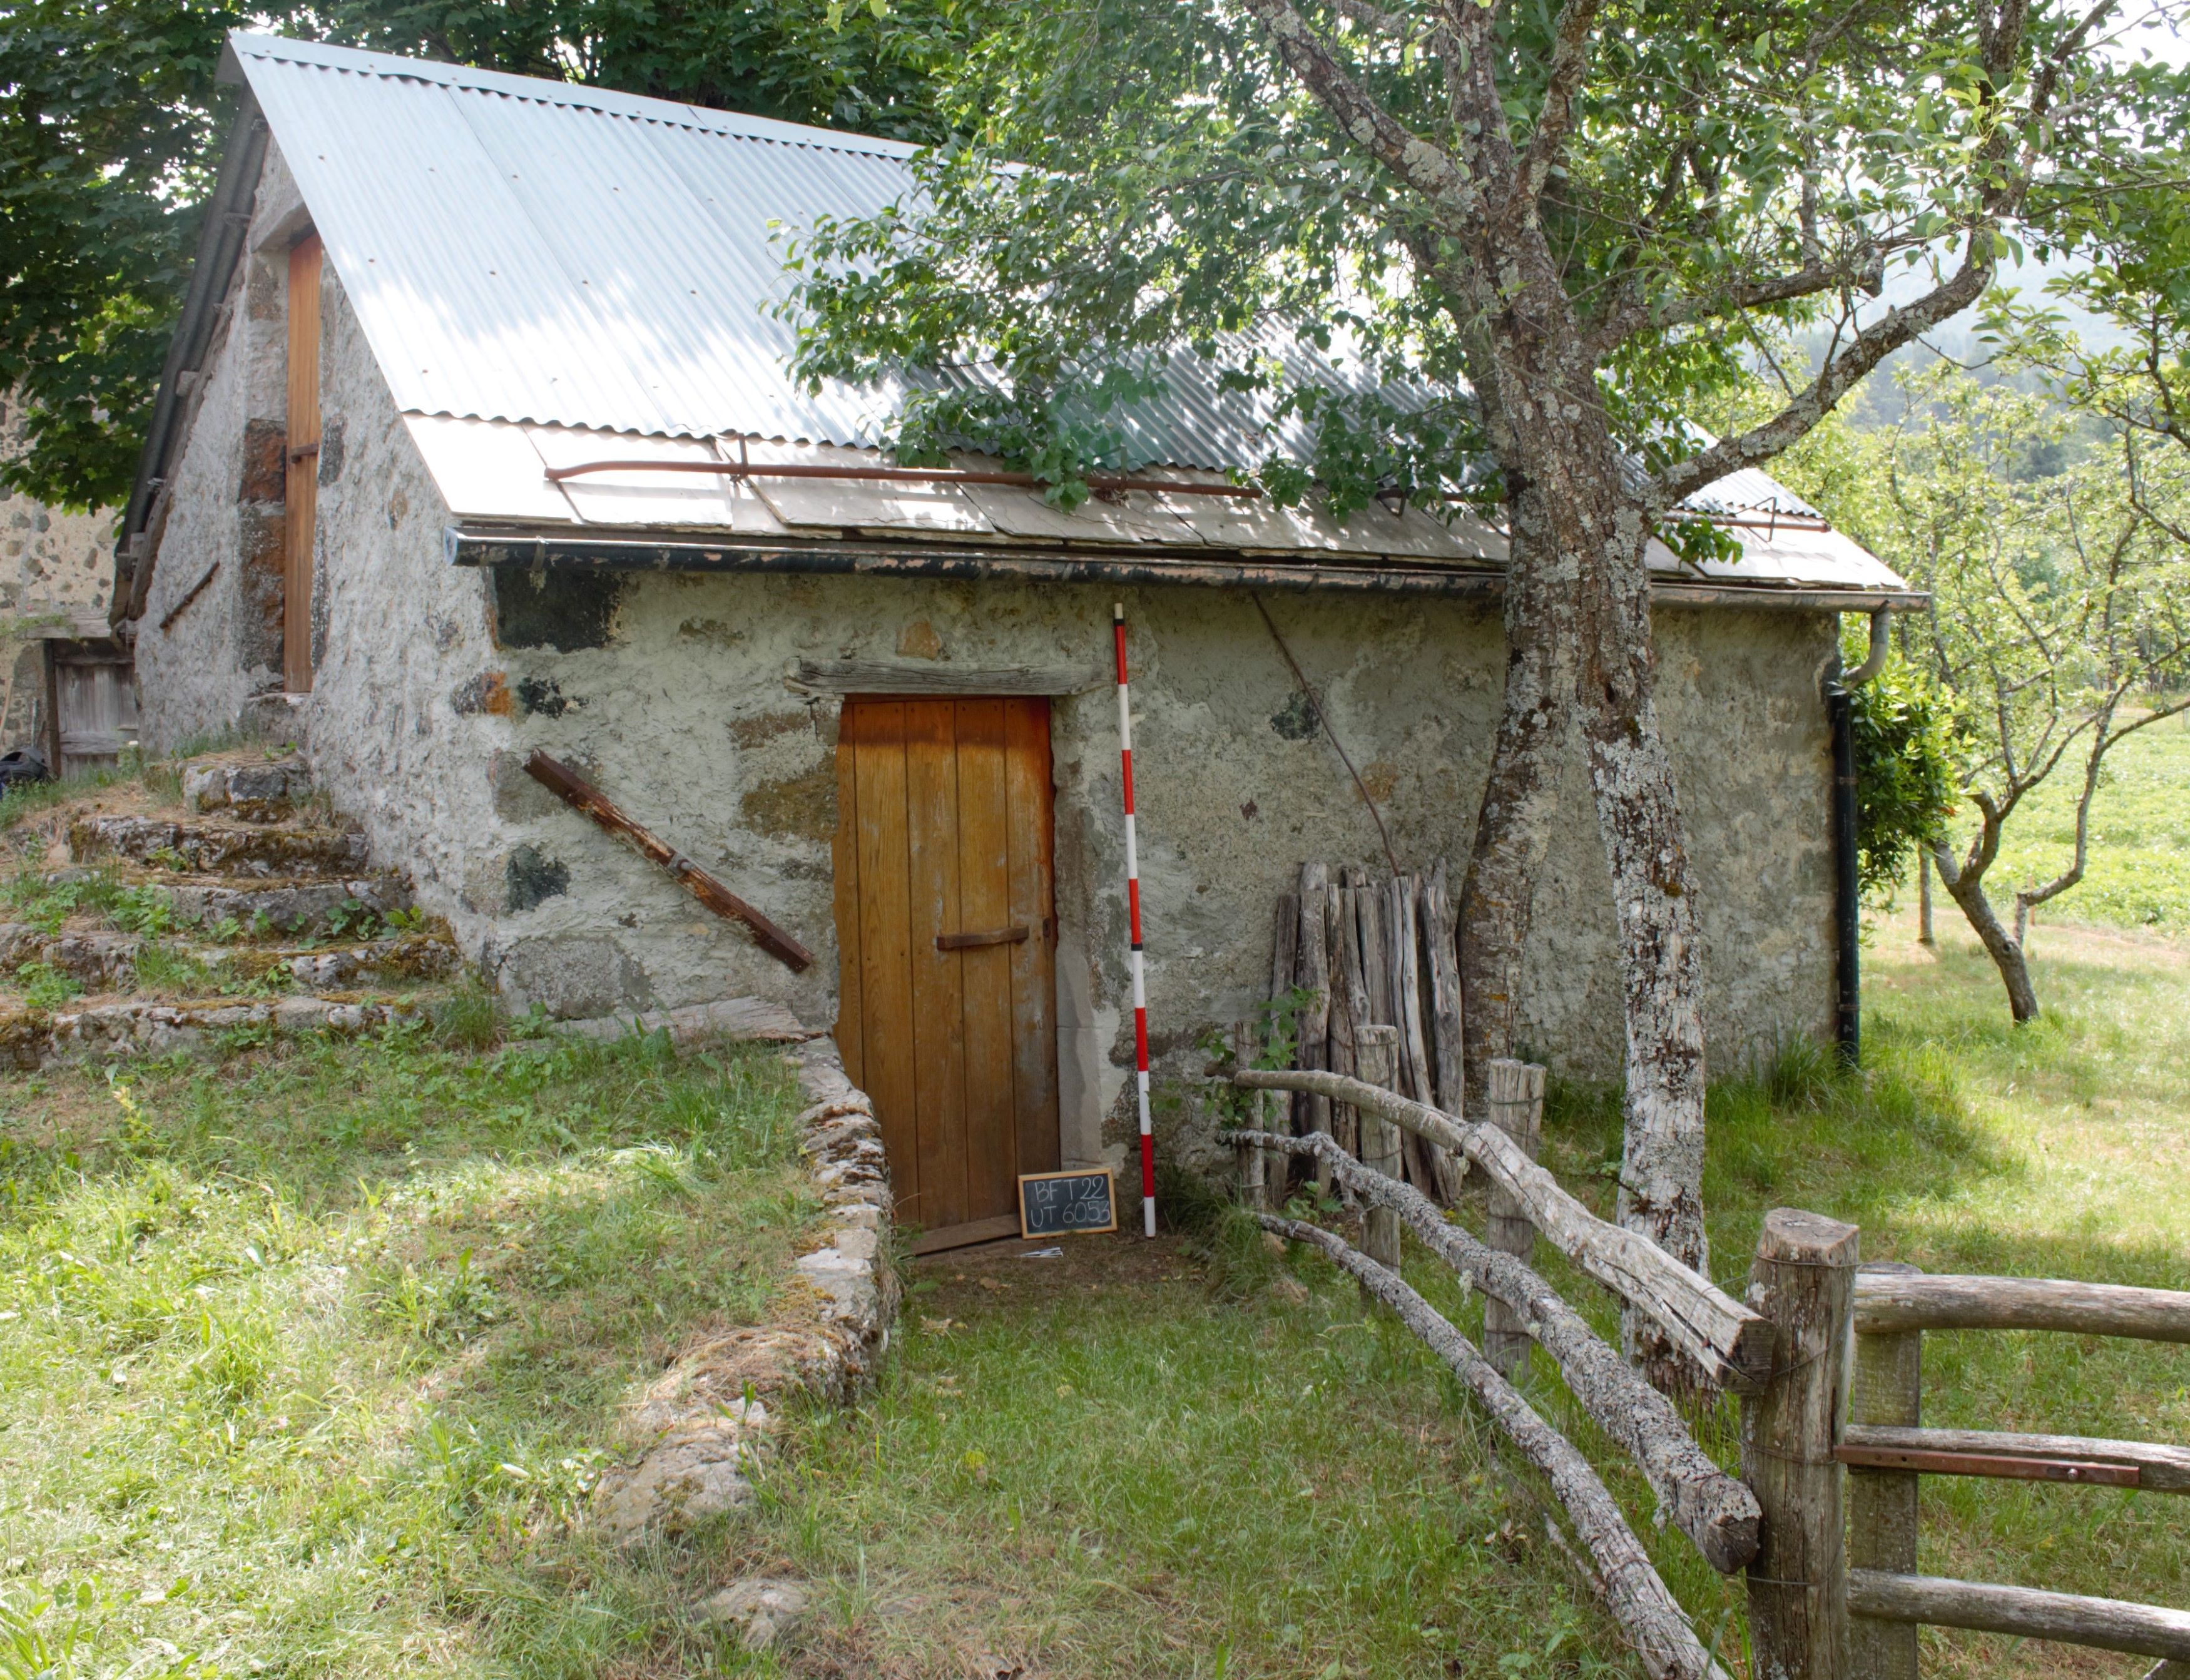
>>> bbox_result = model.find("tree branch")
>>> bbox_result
[1650,240,1995,507]
[1236,0,1487,228]
[1511,0,1604,221]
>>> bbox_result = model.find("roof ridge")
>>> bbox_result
[225,31,924,162]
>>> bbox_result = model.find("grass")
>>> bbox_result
[725,914,2189,1679]
[0,1022,819,1679]
[1980,711,2190,936]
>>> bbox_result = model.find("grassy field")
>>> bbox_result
[731,913,2190,1680]
[1978,711,2190,937]
[0,1024,816,1679]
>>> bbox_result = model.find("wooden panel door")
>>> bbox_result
[834,696,1059,1251]
[283,233,322,694]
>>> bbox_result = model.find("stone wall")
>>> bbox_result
[483,569,1838,1171]
[132,137,506,922]
[0,394,115,621]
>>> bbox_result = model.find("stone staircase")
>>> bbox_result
[0,747,461,1067]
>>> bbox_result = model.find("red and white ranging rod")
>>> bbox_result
[1113,602,1156,1238]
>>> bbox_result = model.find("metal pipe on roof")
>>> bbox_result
[539,458,1263,498]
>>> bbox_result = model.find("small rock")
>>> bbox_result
[700,1576,809,1651]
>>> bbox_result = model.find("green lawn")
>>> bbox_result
[0,1024,815,1679]
[736,916,2190,1679]
[1982,711,2190,937]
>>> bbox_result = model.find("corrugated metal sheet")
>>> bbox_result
[235,31,1905,589]
[233,33,1395,465]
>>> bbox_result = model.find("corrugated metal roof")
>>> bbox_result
[227,31,1907,591]
[231,32,1400,466]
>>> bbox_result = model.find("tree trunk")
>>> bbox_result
[1933,840,2040,1022]
[1457,496,1569,1106]
[1476,294,1712,1354]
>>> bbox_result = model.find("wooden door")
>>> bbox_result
[283,233,322,694]
[833,696,1059,1251]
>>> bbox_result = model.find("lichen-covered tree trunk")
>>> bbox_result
[1458,511,1567,1102]
[1470,240,1712,1338]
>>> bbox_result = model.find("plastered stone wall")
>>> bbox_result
[487,571,1837,1167]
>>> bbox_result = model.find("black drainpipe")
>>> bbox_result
[1831,607,1892,1067]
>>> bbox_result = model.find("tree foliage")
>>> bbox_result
[778,0,2187,513]
[1848,654,1962,904]
[0,0,986,512]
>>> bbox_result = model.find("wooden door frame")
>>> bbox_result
[832,693,1062,1254]
[283,232,322,695]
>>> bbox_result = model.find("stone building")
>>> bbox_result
[113,33,1918,1249]
[1,394,132,770]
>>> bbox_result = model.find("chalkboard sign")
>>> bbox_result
[1018,1168,1118,1239]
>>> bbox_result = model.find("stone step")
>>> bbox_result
[225,932,460,989]
[181,758,313,823]
[0,994,420,1071]
[0,925,141,989]
[0,924,457,992]
[156,875,415,937]
[69,815,368,879]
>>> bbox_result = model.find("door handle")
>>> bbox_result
[936,925,1031,951]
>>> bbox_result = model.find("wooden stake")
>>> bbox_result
[1356,1024,1403,1300]
[1743,1208,1859,1680]
[1918,852,1935,945]
[1848,1261,1922,1680]
[1483,1057,1546,1377]
[1296,863,1333,1178]
[1388,873,1440,1192]
[1329,879,1372,1159]
[1420,862,1468,1198]
[1235,1016,1270,1213]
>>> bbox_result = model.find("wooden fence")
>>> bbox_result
[1224,1056,2190,1680]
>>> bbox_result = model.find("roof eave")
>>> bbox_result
[443,524,1927,611]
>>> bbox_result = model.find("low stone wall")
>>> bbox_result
[593,1034,895,1540]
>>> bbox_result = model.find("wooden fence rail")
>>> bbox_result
[1236,1064,1775,1393]
[1227,1046,2189,1680]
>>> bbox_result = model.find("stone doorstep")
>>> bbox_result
[591,1037,896,1548]
[69,815,368,878]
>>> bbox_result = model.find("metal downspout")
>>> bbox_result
[1831,606,1891,1066]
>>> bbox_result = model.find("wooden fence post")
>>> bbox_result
[1849,1261,1923,1680]
[1484,1057,1546,1377]
[1234,1017,1270,1213]
[1744,1208,1859,1680]
[1355,1024,1402,1308]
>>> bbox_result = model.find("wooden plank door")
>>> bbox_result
[834,696,1059,1251]
[283,233,322,694]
